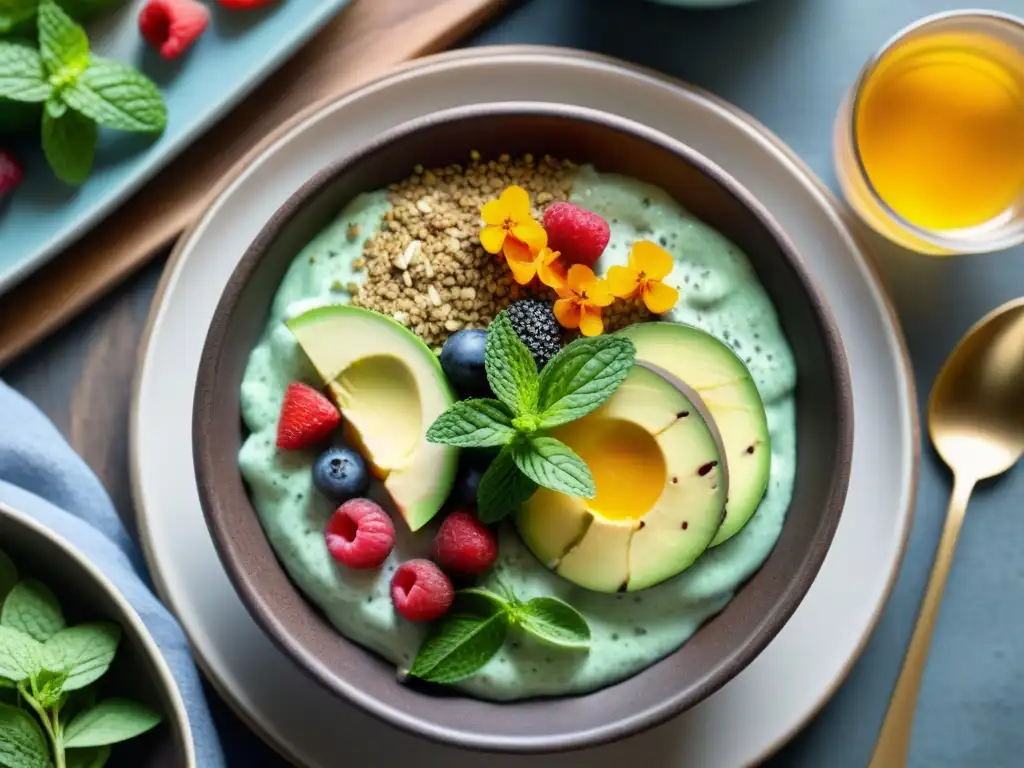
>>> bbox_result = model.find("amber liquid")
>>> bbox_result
[855,31,1024,232]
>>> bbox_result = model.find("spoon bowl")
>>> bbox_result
[928,297,1024,479]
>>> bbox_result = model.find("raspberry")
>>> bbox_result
[325,499,395,569]
[276,382,341,450]
[0,150,23,199]
[391,560,454,622]
[433,510,498,576]
[542,202,611,268]
[139,0,209,60]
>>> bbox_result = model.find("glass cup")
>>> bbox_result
[834,12,1024,255]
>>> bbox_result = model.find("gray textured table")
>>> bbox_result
[7,0,1024,765]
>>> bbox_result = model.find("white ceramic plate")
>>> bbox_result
[131,47,918,767]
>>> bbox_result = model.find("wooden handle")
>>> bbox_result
[868,475,975,768]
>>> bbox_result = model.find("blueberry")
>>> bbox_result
[313,447,370,502]
[450,462,485,509]
[439,329,490,399]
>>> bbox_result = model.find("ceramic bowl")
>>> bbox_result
[193,103,852,753]
[0,502,194,767]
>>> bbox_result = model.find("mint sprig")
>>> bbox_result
[0,548,162,767]
[426,311,635,522]
[0,0,167,185]
[407,586,590,686]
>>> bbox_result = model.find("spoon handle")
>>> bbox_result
[868,475,976,768]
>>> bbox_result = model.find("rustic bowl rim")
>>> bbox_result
[193,101,853,754]
[0,501,196,767]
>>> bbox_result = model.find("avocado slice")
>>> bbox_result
[618,323,771,546]
[287,305,458,531]
[515,365,728,593]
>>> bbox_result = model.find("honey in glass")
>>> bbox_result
[835,12,1024,254]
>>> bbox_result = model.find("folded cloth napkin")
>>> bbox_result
[0,380,225,767]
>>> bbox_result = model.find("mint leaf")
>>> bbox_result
[0,627,41,682]
[511,436,595,498]
[484,312,539,416]
[0,701,50,768]
[63,698,162,748]
[2,580,65,642]
[0,43,51,103]
[42,622,120,691]
[0,549,18,607]
[66,745,110,768]
[516,597,591,649]
[476,444,538,524]
[37,0,88,81]
[426,399,516,448]
[408,592,509,685]
[42,105,95,185]
[62,57,166,133]
[536,336,635,429]
[31,667,67,708]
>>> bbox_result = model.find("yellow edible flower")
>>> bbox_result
[479,185,546,257]
[554,264,614,337]
[605,240,680,314]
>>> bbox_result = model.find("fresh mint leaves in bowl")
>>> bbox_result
[0,502,194,767]
[193,103,851,753]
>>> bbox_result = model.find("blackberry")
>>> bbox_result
[507,299,562,369]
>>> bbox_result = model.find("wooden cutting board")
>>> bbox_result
[0,0,502,367]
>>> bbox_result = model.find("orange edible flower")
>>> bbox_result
[504,235,569,292]
[605,240,680,314]
[554,264,614,337]
[479,185,546,257]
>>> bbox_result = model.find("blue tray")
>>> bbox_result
[0,0,350,292]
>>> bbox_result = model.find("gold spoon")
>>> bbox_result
[869,297,1024,768]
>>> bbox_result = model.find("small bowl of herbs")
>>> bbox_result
[0,501,194,767]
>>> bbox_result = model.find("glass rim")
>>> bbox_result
[846,9,1024,253]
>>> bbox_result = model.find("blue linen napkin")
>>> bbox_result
[0,380,226,767]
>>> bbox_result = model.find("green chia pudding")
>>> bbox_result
[238,155,797,700]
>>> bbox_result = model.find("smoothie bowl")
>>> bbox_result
[194,104,852,752]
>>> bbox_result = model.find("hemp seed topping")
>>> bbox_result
[351,153,575,347]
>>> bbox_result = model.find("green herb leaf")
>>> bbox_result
[536,336,635,429]
[0,43,51,103]
[425,399,516,448]
[475,444,538,524]
[37,0,88,82]
[66,745,110,768]
[511,436,595,498]
[63,698,162,748]
[62,57,166,133]
[2,580,65,643]
[31,667,67,708]
[41,105,95,185]
[0,701,50,768]
[0,549,18,608]
[0,627,41,683]
[516,597,591,649]
[42,622,120,692]
[408,593,509,685]
[484,312,539,416]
